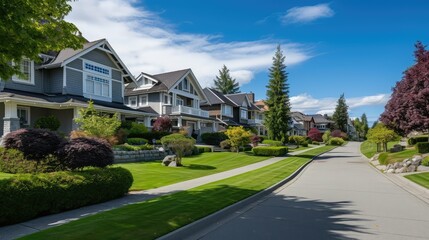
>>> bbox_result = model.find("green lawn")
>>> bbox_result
[116,152,270,191]
[0,172,13,180]
[386,148,418,163]
[405,172,429,189]
[22,146,335,240]
[360,141,399,158]
[288,145,312,152]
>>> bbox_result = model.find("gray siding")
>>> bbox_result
[44,68,63,93]
[112,81,123,103]
[148,93,161,114]
[82,49,117,68]
[4,63,44,93]
[29,106,50,127]
[112,70,121,81]
[28,107,73,134]
[66,68,83,95]
[67,59,83,70]
[0,103,4,136]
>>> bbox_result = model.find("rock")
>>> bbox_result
[403,160,411,167]
[395,167,407,174]
[386,164,393,170]
[162,155,176,166]
[386,169,395,173]
[407,165,417,172]
[411,156,422,166]
[168,160,177,167]
[394,162,402,169]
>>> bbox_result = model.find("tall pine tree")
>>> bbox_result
[332,94,349,132]
[213,65,240,94]
[361,113,369,137]
[265,45,291,141]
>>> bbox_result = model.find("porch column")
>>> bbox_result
[177,116,182,128]
[212,121,216,132]
[3,101,19,136]
[72,107,81,130]
[197,121,201,130]
[145,116,151,128]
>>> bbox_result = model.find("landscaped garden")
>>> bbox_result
[21,145,336,240]
[360,140,399,158]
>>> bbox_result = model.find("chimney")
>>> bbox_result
[247,91,255,103]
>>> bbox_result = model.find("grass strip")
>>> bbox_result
[22,146,335,240]
[360,141,399,158]
[0,172,13,180]
[404,172,429,189]
[116,152,270,191]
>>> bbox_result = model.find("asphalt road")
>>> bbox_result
[187,142,429,240]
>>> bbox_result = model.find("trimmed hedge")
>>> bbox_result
[113,144,153,151]
[196,146,213,153]
[252,146,288,156]
[0,167,133,226]
[0,148,61,174]
[408,136,429,146]
[140,131,171,141]
[378,152,389,165]
[416,142,429,154]
[126,138,148,145]
[328,137,345,146]
[262,140,283,146]
[201,132,228,145]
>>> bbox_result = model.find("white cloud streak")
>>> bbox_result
[282,3,334,24]
[66,0,312,87]
[290,93,390,115]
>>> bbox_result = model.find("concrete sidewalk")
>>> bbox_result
[0,146,318,240]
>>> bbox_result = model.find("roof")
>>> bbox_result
[153,69,190,89]
[224,93,252,107]
[308,114,334,124]
[0,89,155,115]
[254,100,269,111]
[291,112,314,122]
[203,88,238,106]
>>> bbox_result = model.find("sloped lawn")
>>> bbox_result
[22,146,335,240]
[116,152,270,191]
[360,141,399,158]
[405,172,429,189]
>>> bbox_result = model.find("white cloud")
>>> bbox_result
[282,3,334,24]
[290,93,390,116]
[66,0,312,87]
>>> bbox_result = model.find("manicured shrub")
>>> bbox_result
[301,142,309,147]
[34,115,61,131]
[126,138,148,145]
[201,132,228,145]
[153,116,172,132]
[166,138,196,166]
[113,144,153,151]
[258,135,266,143]
[322,130,331,143]
[161,133,189,146]
[220,139,231,149]
[378,152,389,165]
[253,146,288,156]
[408,136,429,146]
[289,135,307,146]
[328,137,345,146]
[312,141,320,145]
[262,140,283,146]
[56,138,114,170]
[3,128,64,161]
[128,122,148,138]
[422,156,429,167]
[0,148,62,174]
[141,131,171,141]
[196,146,212,153]
[308,128,322,142]
[0,167,133,226]
[416,142,429,154]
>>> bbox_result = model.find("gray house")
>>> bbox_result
[124,69,215,135]
[0,39,155,136]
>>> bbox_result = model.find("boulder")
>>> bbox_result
[407,165,417,172]
[411,156,422,166]
[394,162,402,169]
[162,155,177,166]
[395,167,407,174]
[386,169,395,174]
[386,164,393,170]
[168,160,177,167]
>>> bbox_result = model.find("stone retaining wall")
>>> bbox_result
[113,150,168,163]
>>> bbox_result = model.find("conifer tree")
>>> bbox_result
[361,113,369,137]
[332,94,349,132]
[213,65,240,94]
[264,45,291,141]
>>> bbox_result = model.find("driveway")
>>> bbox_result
[186,142,429,240]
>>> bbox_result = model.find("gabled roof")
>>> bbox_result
[308,114,334,124]
[291,112,314,122]
[40,39,136,83]
[225,93,251,108]
[255,100,268,111]
[153,69,190,90]
[203,88,238,106]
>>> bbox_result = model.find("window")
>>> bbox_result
[183,78,189,90]
[190,84,194,94]
[176,97,184,106]
[83,60,112,100]
[164,94,171,104]
[84,62,110,76]
[85,74,110,97]
[17,107,30,126]
[222,105,233,116]
[129,96,137,107]
[240,108,248,119]
[139,95,148,106]
[12,59,34,84]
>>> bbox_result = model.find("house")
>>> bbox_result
[0,39,155,136]
[308,114,333,133]
[124,69,215,136]
[290,112,315,135]
[200,88,240,129]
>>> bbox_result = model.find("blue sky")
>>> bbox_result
[66,0,429,123]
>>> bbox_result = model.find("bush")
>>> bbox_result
[166,138,196,166]
[220,139,231,149]
[34,115,61,131]
[0,148,62,174]
[113,144,153,151]
[408,136,429,145]
[161,133,190,146]
[258,135,267,143]
[422,156,429,167]
[262,140,283,146]
[201,132,228,145]
[312,141,320,145]
[126,138,148,145]
[416,142,429,154]
[322,130,331,143]
[289,135,307,146]
[378,152,389,165]
[252,146,288,156]
[301,142,309,147]
[140,131,171,141]
[153,116,172,132]
[328,137,345,146]
[128,123,148,138]
[196,146,212,153]
[3,128,64,161]
[0,167,133,226]
[56,138,114,170]
[308,128,322,142]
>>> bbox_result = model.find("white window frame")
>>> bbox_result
[176,97,184,106]
[17,106,30,126]
[82,60,112,101]
[83,60,111,77]
[222,104,233,117]
[183,78,189,91]
[139,95,148,106]
[12,59,35,85]
[240,108,248,119]
[163,93,171,105]
[128,96,138,107]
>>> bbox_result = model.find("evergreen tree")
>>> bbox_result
[361,113,369,137]
[265,45,291,141]
[332,94,349,132]
[213,65,240,94]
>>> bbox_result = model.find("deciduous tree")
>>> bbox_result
[308,128,322,142]
[366,123,399,152]
[225,126,252,153]
[0,0,84,80]
[213,65,240,94]
[265,45,291,141]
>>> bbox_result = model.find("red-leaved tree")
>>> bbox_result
[153,116,172,132]
[380,41,429,136]
[307,128,322,142]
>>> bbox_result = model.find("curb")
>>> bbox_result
[158,147,334,240]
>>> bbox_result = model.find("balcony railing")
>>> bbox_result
[248,119,263,125]
[172,105,209,118]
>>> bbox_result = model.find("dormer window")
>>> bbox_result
[129,96,137,107]
[12,59,34,85]
[83,60,112,101]
[183,78,189,91]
